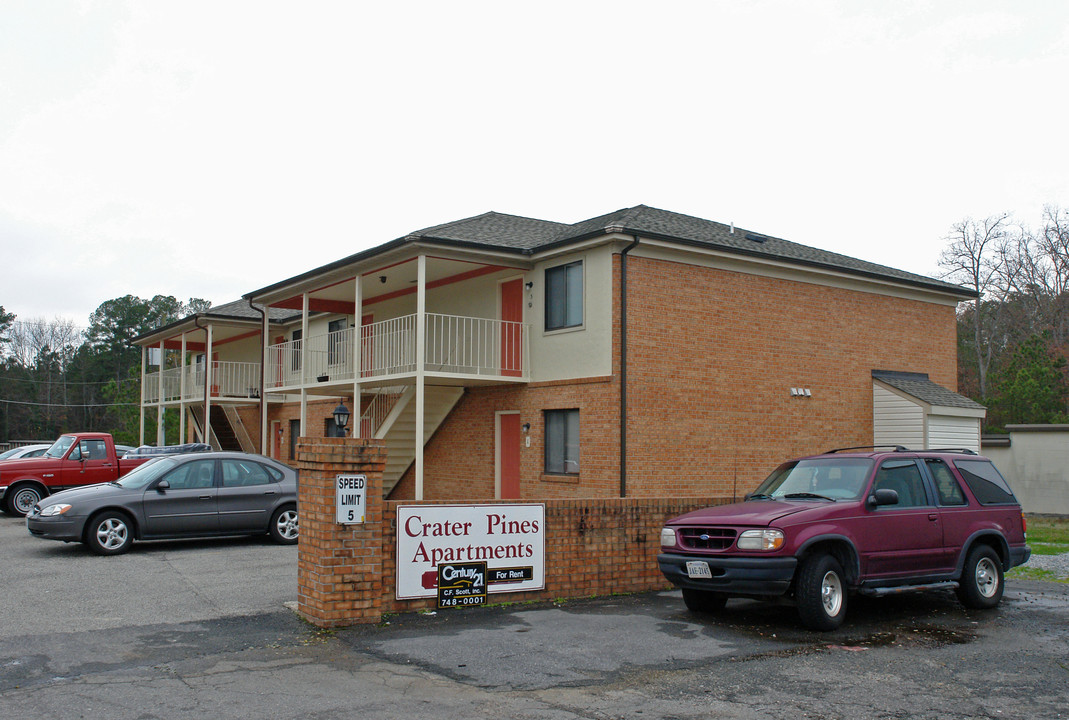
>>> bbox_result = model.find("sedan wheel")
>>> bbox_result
[87,512,134,555]
[270,506,299,544]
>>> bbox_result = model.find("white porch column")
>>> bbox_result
[179,333,187,443]
[156,340,165,445]
[139,347,146,446]
[300,292,309,436]
[351,275,362,439]
[204,324,214,449]
[260,306,269,453]
[415,254,427,500]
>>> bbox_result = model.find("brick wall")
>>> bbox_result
[390,254,958,500]
[296,437,731,626]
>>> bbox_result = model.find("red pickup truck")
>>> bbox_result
[0,433,157,517]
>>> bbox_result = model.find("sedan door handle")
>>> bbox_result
[199,495,213,500]
[928,513,938,521]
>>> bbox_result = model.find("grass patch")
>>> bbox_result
[1009,565,1068,584]
[1025,516,1069,555]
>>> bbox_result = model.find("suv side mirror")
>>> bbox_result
[866,488,899,509]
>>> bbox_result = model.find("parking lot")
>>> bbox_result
[2,513,1067,719]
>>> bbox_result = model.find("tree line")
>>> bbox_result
[939,205,1069,431]
[0,295,209,445]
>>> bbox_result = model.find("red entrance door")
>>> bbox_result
[500,278,523,377]
[499,413,521,499]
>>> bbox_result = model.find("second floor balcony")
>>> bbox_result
[266,312,529,391]
[143,361,262,405]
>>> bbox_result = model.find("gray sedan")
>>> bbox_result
[26,452,298,555]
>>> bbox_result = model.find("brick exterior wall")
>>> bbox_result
[389,254,958,500]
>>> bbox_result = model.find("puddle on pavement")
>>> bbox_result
[830,625,976,650]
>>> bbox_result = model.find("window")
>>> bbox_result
[328,318,347,366]
[221,459,276,487]
[291,329,302,371]
[925,459,967,506]
[324,417,346,438]
[289,419,300,461]
[164,459,216,490]
[545,261,583,331]
[955,459,1017,505]
[544,409,580,474]
[872,460,929,508]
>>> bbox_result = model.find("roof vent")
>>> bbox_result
[744,233,766,243]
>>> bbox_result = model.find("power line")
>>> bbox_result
[0,376,141,387]
[0,399,139,408]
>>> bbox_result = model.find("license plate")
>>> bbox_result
[686,561,712,579]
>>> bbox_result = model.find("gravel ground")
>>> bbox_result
[1022,550,1069,578]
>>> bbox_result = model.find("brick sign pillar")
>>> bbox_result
[296,437,386,627]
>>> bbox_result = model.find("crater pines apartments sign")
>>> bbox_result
[396,504,546,600]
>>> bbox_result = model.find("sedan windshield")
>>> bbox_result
[753,458,875,501]
[43,436,75,459]
[114,458,176,489]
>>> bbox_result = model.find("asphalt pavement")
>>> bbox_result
[1,514,1067,719]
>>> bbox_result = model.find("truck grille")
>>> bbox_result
[678,527,736,550]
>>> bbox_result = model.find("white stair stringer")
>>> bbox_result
[379,386,464,497]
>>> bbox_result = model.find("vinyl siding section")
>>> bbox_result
[928,415,980,452]
[873,384,924,449]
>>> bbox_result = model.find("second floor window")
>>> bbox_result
[328,318,347,366]
[291,329,302,371]
[545,260,583,331]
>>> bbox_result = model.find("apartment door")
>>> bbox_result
[497,412,521,499]
[500,278,523,377]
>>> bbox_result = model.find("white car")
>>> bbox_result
[0,444,50,461]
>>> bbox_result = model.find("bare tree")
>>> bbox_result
[939,214,1012,398]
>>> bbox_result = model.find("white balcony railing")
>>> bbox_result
[265,313,529,390]
[143,361,261,403]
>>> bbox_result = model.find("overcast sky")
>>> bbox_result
[2,1,1067,328]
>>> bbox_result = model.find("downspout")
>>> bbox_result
[619,236,640,498]
[249,299,268,454]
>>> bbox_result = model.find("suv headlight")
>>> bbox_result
[660,527,677,549]
[40,503,72,517]
[737,528,784,551]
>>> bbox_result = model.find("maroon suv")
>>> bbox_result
[658,447,1031,631]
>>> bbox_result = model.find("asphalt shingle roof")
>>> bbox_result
[406,205,971,298]
[246,204,973,300]
[872,370,986,410]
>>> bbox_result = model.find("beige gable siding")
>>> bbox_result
[873,384,924,449]
[928,415,980,452]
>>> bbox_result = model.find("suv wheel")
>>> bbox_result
[796,554,847,631]
[682,588,728,613]
[956,545,1004,609]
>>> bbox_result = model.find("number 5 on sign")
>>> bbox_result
[336,474,366,524]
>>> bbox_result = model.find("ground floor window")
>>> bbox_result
[544,408,580,474]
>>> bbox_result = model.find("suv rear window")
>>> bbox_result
[954,459,1017,505]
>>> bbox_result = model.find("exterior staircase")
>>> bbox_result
[188,406,245,452]
[365,385,463,497]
